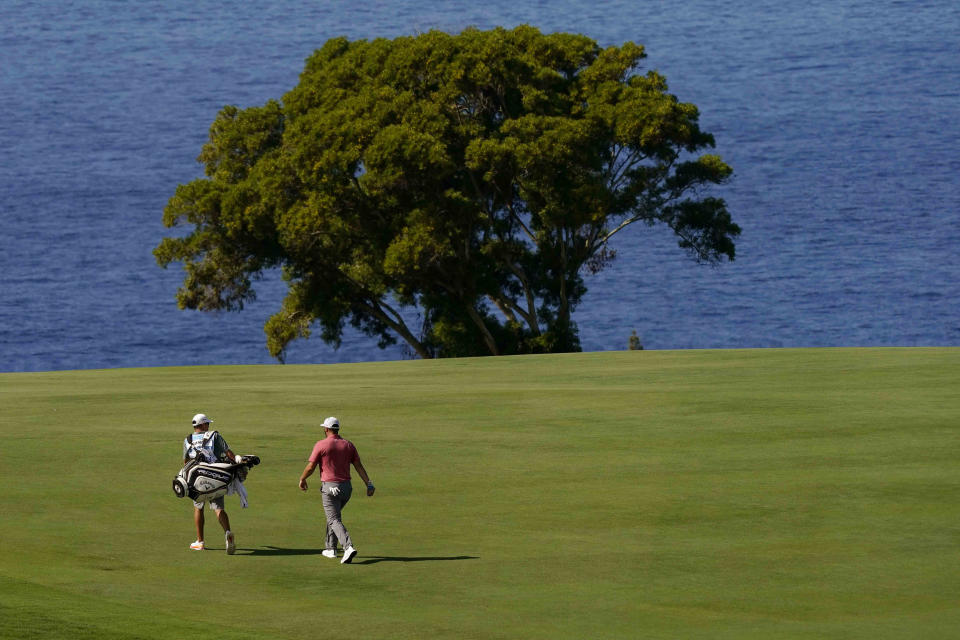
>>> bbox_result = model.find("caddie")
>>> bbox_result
[183,413,238,554]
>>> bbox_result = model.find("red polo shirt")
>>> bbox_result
[308,434,359,482]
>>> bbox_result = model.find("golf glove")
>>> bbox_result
[329,486,341,496]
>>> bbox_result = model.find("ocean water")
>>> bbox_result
[1,0,958,372]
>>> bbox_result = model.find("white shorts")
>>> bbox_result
[193,496,225,511]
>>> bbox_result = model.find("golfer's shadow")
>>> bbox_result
[355,555,478,565]
[240,547,478,564]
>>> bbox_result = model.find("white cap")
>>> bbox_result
[322,416,340,430]
[192,413,213,426]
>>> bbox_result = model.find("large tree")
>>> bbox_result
[155,26,740,360]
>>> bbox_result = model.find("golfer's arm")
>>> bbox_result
[353,459,371,485]
[299,460,318,482]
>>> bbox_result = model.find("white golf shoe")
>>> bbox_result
[341,546,357,564]
[322,549,337,558]
[225,531,236,555]
[190,540,204,551]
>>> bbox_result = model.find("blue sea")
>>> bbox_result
[1,0,958,372]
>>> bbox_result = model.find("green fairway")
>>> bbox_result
[1,348,959,639]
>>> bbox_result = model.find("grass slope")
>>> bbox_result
[1,348,958,639]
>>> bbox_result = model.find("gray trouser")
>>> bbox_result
[321,481,353,550]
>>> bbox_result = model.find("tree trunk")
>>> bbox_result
[465,304,500,355]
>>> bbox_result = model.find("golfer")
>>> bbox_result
[183,413,237,554]
[298,417,375,564]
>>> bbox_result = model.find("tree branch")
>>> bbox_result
[607,146,646,191]
[505,200,538,246]
[333,267,431,358]
[505,262,541,335]
[488,294,519,324]
[355,298,432,359]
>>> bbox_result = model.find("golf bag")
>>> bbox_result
[172,455,260,502]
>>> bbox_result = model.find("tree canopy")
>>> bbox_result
[155,26,740,360]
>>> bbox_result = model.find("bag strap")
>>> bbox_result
[186,430,219,460]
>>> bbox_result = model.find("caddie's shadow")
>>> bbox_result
[238,546,327,556]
